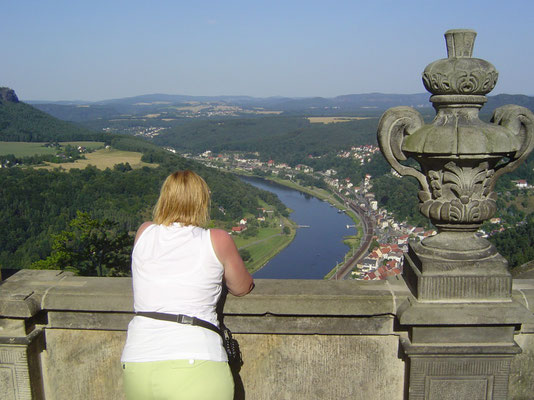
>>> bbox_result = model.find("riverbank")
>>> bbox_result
[323,228,364,279]
[259,176,364,278]
[233,215,297,274]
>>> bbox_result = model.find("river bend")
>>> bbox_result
[241,177,356,279]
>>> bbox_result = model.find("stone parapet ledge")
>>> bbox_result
[512,279,534,333]
[0,269,73,319]
[0,270,414,335]
[1,270,533,335]
[224,276,412,335]
[1,270,534,399]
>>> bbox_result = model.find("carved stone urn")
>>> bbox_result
[378,29,534,400]
[378,29,534,301]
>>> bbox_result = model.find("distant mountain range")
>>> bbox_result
[26,92,436,110]
[27,92,534,122]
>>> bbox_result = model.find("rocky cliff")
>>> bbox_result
[0,87,19,103]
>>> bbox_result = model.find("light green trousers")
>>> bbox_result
[122,360,234,400]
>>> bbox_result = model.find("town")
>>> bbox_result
[170,143,532,281]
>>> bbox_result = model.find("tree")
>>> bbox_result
[114,162,132,172]
[369,239,380,251]
[30,211,133,276]
[239,248,252,262]
[242,225,259,238]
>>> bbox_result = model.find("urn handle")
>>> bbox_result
[377,106,429,193]
[490,105,534,189]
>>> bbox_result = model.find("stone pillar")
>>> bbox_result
[0,327,45,400]
[0,270,65,400]
[377,29,534,399]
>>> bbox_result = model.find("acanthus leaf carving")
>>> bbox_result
[419,161,497,223]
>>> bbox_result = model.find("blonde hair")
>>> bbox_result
[153,170,211,227]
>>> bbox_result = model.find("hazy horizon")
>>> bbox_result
[20,91,533,105]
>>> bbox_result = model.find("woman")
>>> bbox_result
[121,170,254,400]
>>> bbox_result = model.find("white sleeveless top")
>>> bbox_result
[121,223,227,362]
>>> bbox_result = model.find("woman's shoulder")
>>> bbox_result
[209,229,237,259]
[134,221,155,244]
[209,228,232,243]
[139,221,154,230]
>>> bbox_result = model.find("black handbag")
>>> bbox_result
[135,311,243,367]
[221,326,242,367]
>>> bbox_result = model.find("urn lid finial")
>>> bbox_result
[422,28,498,96]
[445,29,476,58]
[403,29,519,157]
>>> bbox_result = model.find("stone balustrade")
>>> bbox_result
[1,269,533,399]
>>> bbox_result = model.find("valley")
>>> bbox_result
[2,88,534,278]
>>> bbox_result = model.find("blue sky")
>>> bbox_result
[2,0,533,101]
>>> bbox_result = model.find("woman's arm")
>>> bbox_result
[211,229,254,297]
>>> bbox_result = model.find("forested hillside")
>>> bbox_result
[489,215,534,269]
[153,116,380,164]
[0,87,97,142]
[0,144,286,272]
[0,90,288,274]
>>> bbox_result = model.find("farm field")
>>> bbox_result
[0,141,104,157]
[36,147,158,171]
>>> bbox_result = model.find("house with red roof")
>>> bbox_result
[398,235,410,245]
[516,179,528,188]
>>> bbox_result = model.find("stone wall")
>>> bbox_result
[0,270,533,399]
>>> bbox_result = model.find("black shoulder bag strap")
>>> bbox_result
[135,311,243,368]
[135,311,223,338]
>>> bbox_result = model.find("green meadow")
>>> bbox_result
[234,217,296,274]
[0,141,104,157]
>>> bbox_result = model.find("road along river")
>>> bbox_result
[240,177,357,279]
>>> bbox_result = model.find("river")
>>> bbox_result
[240,177,356,279]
